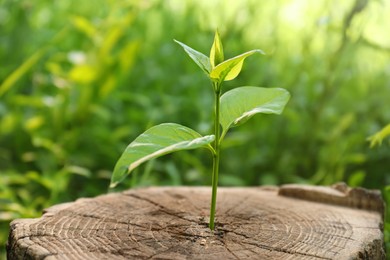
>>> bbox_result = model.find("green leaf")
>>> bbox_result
[210,49,264,82]
[210,30,224,68]
[110,123,215,187]
[174,39,211,74]
[368,123,390,148]
[220,86,290,137]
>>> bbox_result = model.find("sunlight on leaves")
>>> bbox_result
[210,49,264,82]
[68,65,97,84]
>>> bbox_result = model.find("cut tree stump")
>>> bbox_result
[7,183,385,259]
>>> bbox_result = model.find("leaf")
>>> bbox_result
[68,65,97,84]
[110,123,215,187]
[174,40,211,74]
[210,49,265,82]
[210,30,224,68]
[0,27,68,97]
[220,86,290,136]
[368,123,390,148]
[71,15,96,38]
[0,49,45,97]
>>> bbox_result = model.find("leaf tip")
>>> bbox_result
[255,49,266,55]
[210,29,224,68]
[173,39,181,45]
[109,181,118,188]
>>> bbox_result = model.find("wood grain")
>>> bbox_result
[7,185,385,259]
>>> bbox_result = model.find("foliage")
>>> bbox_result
[111,123,215,187]
[1,0,390,256]
[368,124,390,148]
[111,31,289,229]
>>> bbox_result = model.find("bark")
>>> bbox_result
[7,184,385,259]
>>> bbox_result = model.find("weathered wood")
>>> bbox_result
[279,183,385,216]
[7,184,385,259]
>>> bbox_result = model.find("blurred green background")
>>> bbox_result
[1,0,390,257]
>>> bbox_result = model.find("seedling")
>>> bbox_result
[110,30,290,230]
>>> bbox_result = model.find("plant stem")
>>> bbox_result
[209,82,221,230]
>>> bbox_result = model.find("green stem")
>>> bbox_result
[209,82,221,230]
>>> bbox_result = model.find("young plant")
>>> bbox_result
[110,30,290,230]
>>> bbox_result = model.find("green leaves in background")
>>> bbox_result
[368,123,390,147]
[110,123,215,187]
[0,27,68,97]
[220,87,290,138]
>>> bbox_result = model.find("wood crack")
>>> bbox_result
[221,228,335,259]
[125,193,192,223]
[238,240,333,259]
[220,239,240,259]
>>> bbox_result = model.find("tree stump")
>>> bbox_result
[7,183,385,259]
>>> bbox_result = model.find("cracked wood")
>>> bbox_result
[7,184,385,259]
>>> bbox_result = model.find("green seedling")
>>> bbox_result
[110,30,290,230]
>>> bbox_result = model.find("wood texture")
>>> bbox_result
[7,184,385,259]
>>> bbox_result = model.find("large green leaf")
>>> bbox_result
[210,30,224,68]
[174,40,211,74]
[220,86,290,137]
[110,123,215,187]
[210,49,264,82]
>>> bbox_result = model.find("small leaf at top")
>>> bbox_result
[210,30,224,68]
[220,86,290,138]
[110,123,215,188]
[210,49,265,82]
[174,39,211,74]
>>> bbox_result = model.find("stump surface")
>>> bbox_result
[7,184,385,259]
